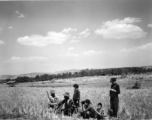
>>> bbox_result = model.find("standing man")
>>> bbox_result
[109,77,120,119]
[73,84,80,113]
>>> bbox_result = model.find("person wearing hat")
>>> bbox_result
[109,77,120,119]
[73,84,80,113]
[57,92,73,116]
[46,90,59,112]
[79,99,96,119]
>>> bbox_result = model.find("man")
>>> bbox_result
[57,92,73,116]
[79,99,96,119]
[73,84,80,113]
[109,77,120,119]
[46,90,59,112]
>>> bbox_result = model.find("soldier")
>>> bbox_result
[109,77,120,119]
[46,90,60,112]
[73,84,80,113]
[79,99,96,119]
[57,92,73,116]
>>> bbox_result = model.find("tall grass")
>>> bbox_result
[0,86,152,120]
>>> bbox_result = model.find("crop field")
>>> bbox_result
[0,74,152,120]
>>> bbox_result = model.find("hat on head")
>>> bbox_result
[110,77,117,82]
[63,92,70,97]
[73,84,79,88]
[50,90,55,94]
[85,99,91,104]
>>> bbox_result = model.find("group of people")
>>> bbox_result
[46,77,120,120]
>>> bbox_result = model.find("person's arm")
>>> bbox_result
[78,90,80,100]
[117,84,120,94]
[56,99,66,109]
[46,91,54,102]
[84,105,92,112]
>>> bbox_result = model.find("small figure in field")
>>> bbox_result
[79,99,96,119]
[72,84,80,113]
[109,77,120,119]
[95,103,105,120]
[57,92,73,116]
[46,90,59,112]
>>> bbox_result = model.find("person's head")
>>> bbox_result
[110,77,117,84]
[63,92,70,99]
[85,99,91,106]
[73,84,79,90]
[50,90,55,97]
[97,103,102,109]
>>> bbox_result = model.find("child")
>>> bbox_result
[96,103,105,120]
[73,84,80,111]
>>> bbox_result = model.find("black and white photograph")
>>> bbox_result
[0,0,152,120]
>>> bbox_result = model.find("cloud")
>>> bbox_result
[62,28,77,33]
[71,36,80,43]
[68,47,74,51]
[8,26,13,29]
[64,52,79,57]
[5,56,48,63]
[148,24,152,28]
[79,28,90,38]
[83,50,103,56]
[0,40,5,45]
[17,30,71,47]
[121,43,152,53]
[15,11,25,18]
[95,17,146,39]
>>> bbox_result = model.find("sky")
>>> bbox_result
[0,0,152,75]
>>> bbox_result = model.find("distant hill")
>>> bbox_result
[54,69,81,74]
[0,75,16,80]
[142,65,152,69]
[0,65,152,80]
[0,69,81,80]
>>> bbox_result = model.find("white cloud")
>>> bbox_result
[79,28,90,38]
[5,56,48,63]
[62,28,77,33]
[8,26,13,29]
[71,39,80,43]
[95,17,146,39]
[68,47,74,51]
[65,52,79,57]
[15,11,25,18]
[121,43,152,53]
[17,30,71,47]
[83,50,102,56]
[0,40,5,45]
[71,36,80,43]
[122,17,141,23]
[148,24,152,28]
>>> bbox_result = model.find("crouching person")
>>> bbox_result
[57,92,73,116]
[46,90,59,112]
[95,103,106,120]
[78,99,96,119]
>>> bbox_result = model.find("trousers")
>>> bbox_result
[110,97,119,117]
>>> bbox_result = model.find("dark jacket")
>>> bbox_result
[73,89,80,100]
[110,83,120,98]
[58,98,73,112]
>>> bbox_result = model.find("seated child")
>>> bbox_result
[96,103,105,120]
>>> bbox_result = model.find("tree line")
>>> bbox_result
[2,67,152,83]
